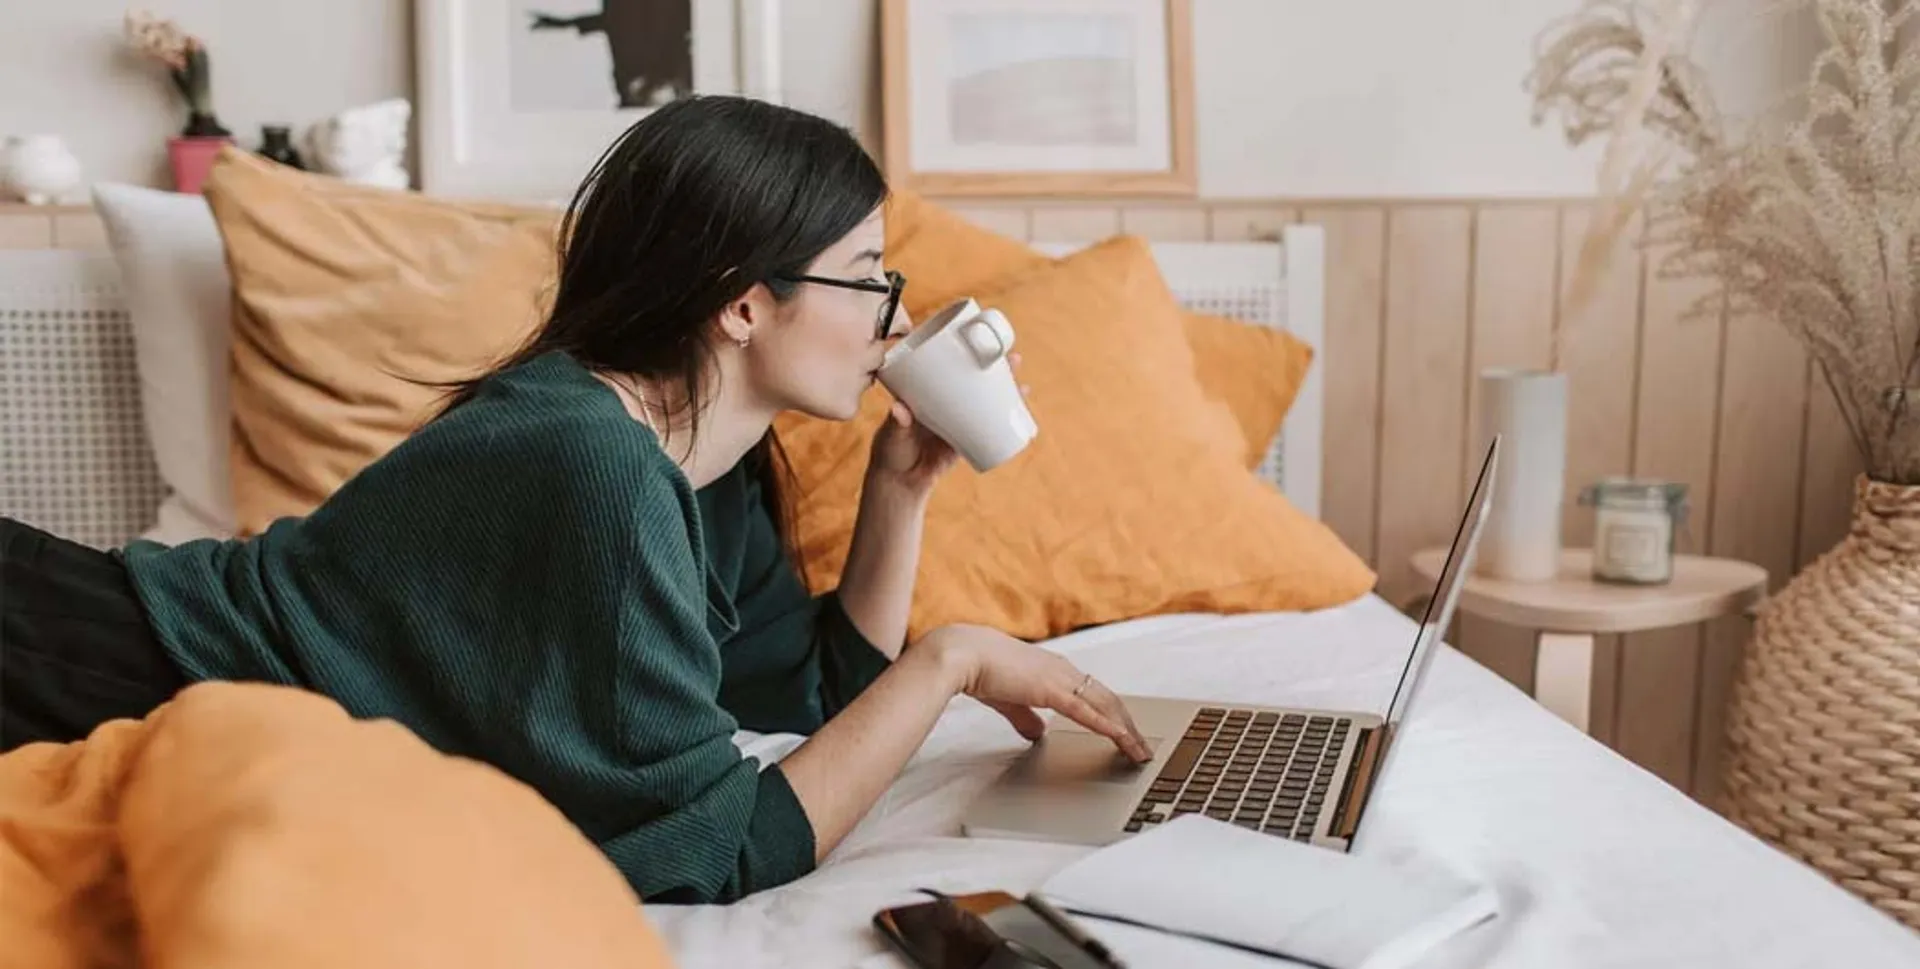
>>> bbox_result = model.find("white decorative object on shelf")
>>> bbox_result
[302,98,412,190]
[2,135,83,204]
[1474,368,1567,582]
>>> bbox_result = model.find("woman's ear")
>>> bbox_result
[717,282,773,346]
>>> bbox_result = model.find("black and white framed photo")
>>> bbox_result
[417,0,782,201]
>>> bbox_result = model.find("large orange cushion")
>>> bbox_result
[884,189,1313,468]
[774,236,1375,641]
[202,148,555,536]
[0,682,675,969]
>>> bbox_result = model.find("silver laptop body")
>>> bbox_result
[961,436,1500,852]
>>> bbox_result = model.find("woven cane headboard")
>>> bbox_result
[1033,225,1326,518]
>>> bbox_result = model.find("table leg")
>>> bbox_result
[1534,632,1595,734]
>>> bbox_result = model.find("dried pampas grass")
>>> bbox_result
[1530,0,1700,369]
[1530,0,1920,484]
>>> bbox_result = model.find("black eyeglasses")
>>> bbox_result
[777,268,906,341]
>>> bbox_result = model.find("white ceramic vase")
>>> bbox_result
[2,135,82,205]
[1474,368,1568,581]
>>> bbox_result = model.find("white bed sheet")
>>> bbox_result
[647,594,1920,968]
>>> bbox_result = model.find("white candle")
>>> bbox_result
[1594,504,1674,583]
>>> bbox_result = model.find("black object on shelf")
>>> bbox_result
[258,125,305,170]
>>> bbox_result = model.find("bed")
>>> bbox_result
[4,229,1916,967]
[659,598,1920,968]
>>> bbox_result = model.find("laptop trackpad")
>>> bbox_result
[1006,732,1162,787]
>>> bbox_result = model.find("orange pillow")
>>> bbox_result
[0,682,674,969]
[884,190,1050,319]
[1186,313,1314,468]
[774,236,1375,641]
[884,189,1313,468]
[117,683,675,969]
[201,148,557,535]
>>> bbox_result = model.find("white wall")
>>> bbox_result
[0,0,1810,199]
[1197,0,1600,198]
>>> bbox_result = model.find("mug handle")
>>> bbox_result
[962,310,1015,366]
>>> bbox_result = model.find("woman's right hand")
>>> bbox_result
[921,624,1154,763]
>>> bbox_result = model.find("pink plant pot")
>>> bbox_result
[167,136,231,194]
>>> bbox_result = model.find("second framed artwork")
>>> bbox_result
[882,0,1196,196]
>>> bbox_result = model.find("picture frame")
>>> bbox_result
[881,0,1195,197]
[416,0,783,202]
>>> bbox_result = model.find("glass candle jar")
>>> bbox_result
[1578,478,1689,585]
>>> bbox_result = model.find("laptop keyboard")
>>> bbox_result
[1125,707,1352,841]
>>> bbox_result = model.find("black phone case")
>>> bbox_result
[873,893,1107,969]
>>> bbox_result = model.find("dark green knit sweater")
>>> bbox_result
[122,350,892,904]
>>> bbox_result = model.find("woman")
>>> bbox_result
[0,96,1150,904]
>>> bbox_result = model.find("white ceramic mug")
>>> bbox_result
[877,297,1038,471]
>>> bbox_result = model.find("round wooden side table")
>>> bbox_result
[1409,548,1768,734]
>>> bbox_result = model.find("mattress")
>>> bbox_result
[647,595,1920,967]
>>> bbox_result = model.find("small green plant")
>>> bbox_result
[124,8,231,137]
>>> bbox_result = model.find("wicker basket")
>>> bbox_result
[1723,475,1920,928]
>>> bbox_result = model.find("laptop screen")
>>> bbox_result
[1381,436,1499,729]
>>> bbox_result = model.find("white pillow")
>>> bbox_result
[91,182,237,544]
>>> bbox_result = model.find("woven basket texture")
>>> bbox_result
[1725,475,1920,929]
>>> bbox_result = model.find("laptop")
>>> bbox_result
[961,436,1500,852]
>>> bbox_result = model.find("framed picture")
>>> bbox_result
[882,0,1195,197]
[416,0,783,202]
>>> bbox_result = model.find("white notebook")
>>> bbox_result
[1037,815,1501,969]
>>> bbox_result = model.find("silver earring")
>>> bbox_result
[736,334,752,349]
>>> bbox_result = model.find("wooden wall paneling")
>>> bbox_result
[1301,206,1387,564]
[1618,242,1726,792]
[1374,206,1474,607]
[1796,364,1865,571]
[948,205,1032,242]
[1553,205,1646,748]
[1119,206,1211,241]
[1556,206,1646,548]
[0,210,54,249]
[1028,206,1121,243]
[1456,203,1561,692]
[1696,310,1809,809]
[1465,206,1561,443]
[1207,205,1296,243]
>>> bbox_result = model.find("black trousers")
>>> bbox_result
[0,518,188,752]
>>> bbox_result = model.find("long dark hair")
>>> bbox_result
[438,95,888,565]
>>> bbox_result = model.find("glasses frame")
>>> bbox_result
[777,268,906,341]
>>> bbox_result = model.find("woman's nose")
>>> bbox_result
[881,306,913,341]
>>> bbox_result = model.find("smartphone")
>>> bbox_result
[873,890,1114,969]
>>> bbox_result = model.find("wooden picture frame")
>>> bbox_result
[882,0,1196,197]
